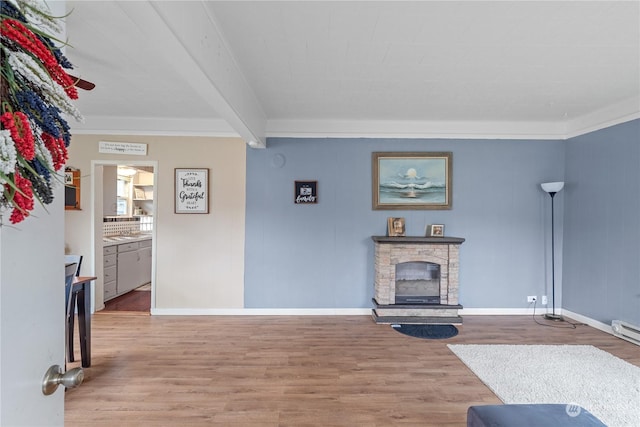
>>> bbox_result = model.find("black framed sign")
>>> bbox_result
[294,181,318,204]
[175,168,209,213]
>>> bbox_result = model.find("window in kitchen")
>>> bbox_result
[116,176,131,216]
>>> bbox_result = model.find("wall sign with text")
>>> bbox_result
[98,140,148,156]
[294,181,318,204]
[175,168,209,214]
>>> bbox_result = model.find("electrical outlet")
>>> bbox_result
[527,295,537,303]
[541,295,548,305]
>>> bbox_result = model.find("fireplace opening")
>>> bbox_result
[395,261,440,304]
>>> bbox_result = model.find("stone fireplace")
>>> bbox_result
[372,236,465,324]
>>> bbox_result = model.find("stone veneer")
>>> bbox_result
[372,236,465,324]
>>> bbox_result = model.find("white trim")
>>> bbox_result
[266,112,639,141]
[92,160,159,315]
[151,307,549,316]
[71,116,239,138]
[151,308,372,316]
[459,307,553,316]
[565,96,640,139]
[265,119,568,140]
[561,309,613,335]
[72,106,639,142]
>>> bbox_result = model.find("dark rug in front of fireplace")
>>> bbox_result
[391,324,459,340]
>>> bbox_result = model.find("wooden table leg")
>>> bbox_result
[76,284,92,368]
[67,291,77,363]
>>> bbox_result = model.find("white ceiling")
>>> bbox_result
[64,1,640,146]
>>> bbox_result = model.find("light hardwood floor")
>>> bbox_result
[65,314,640,426]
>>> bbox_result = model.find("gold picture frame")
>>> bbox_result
[387,217,406,237]
[372,152,452,210]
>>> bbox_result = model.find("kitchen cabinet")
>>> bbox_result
[103,238,152,302]
[103,245,117,301]
[117,242,140,295]
[138,239,152,286]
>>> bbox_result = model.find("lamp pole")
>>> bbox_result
[544,191,562,320]
[541,182,564,321]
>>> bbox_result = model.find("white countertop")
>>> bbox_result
[103,233,152,246]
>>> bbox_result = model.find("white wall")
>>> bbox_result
[64,135,246,310]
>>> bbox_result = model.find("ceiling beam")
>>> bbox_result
[117,1,267,148]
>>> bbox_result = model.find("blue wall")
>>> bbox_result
[563,119,640,325]
[245,137,565,309]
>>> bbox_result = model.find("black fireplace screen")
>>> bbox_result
[395,261,441,304]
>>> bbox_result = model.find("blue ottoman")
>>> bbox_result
[467,404,606,427]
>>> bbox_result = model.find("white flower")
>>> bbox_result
[16,0,63,36]
[0,130,18,185]
[8,51,84,123]
[34,133,55,173]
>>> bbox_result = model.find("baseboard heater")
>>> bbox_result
[611,320,640,346]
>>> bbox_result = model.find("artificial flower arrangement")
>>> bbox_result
[1,0,82,224]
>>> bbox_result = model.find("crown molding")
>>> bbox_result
[70,116,239,138]
[565,96,640,139]
[265,119,569,140]
[72,97,639,141]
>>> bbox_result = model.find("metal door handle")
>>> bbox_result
[42,364,84,395]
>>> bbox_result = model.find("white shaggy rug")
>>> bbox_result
[448,344,640,427]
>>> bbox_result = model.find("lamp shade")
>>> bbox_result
[541,181,564,193]
[117,167,137,177]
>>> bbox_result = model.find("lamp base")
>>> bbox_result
[544,313,564,322]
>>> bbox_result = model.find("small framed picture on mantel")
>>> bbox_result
[426,224,445,237]
[388,217,406,237]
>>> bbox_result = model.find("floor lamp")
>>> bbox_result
[541,181,564,321]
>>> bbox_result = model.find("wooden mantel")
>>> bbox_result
[372,236,465,244]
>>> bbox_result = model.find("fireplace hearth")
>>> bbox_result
[372,236,465,324]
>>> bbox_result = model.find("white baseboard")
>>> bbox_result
[459,307,550,315]
[151,308,372,316]
[561,309,613,335]
[150,307,550,316]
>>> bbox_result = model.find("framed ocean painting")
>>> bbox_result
[372,152,452,210]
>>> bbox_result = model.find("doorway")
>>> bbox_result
[92,160,157,314]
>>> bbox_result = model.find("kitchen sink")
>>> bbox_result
[103,233,150,243]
